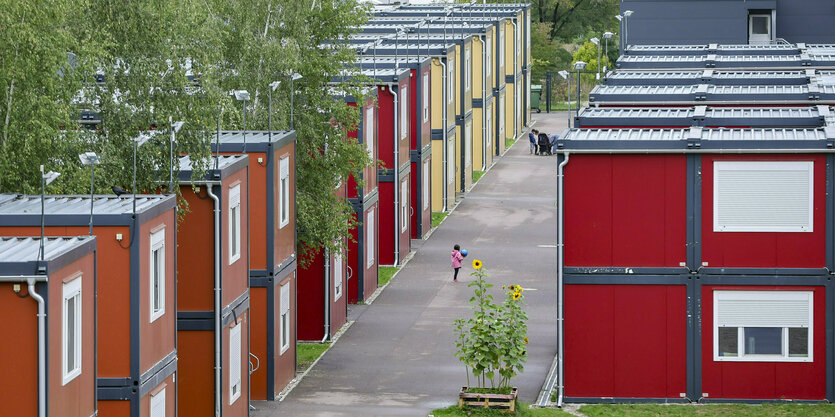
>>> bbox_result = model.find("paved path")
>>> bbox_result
[255,112,570,417]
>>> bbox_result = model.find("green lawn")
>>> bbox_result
[473,170,486,183]
[432,212,448,227]
[296,342,330,372]
[505,137,517,150]
[579,404,835,417]
[431,402,572,417]
[378,266,399,286]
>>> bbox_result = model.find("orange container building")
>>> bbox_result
[0,195,177,417]
[0,236,97,417]
[175,155,251,416]
[346,93,380,303]
[211,130,298,400]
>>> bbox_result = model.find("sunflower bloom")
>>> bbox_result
[524,337,529,345]
[512,291,521,300]
[472,259,482,270]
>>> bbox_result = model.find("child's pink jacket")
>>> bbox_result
[451,250,464,268]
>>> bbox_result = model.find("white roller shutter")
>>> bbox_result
[713,161,813,232]
[715,291,812,328]
[229,324,242,403]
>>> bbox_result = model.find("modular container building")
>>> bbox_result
[0,195,177,416]
[355,56,433,239]
[619,0,835,46]
[174,155,251,417]
[588,83,835,106]
[615,53,835,70]
[336,68,412,266]
[350,34,474,195]
[356,43,457,213]
[342,90,380,303]
[297,183,348,341]
[603,69,832,86]
[551,126,835,402]
[575,105,833,129]
[0,236,97,417]
[210,130,297,401]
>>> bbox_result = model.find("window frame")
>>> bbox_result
[447,59,455,104]
[422,73,429,123]
[400,85,408,140]
[465,47,471,92]
[365,106,375,160]
[334,250,343,301]
[713,290,814,363]
[229,184,241,265]
[62,276,82,385]
[423,159,430,211]
[279,282,290,354]
[150,387,166,417]
[713,161,814,233]
[366,209,375,269]
[400,179,409,233]
[229,323,242,404]
[279,157,290,229]
[150,228,166,323]
[485,37,492,77]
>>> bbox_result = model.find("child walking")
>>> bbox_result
[451,244,464,282]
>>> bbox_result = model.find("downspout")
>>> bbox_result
[206,185,222,417]
[510,19,519,139]
[556,152,569,408]
[390,83,400,266]
[29,277,47,417]
[440,58,449,211]
[479,33,487,169]
[321,248,331,343]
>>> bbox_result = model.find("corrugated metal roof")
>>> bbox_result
[616,53,831,69]
[178,155,246,172]
[605,69,810,86]
[0,194,172,215]
[589,83,834,103]
[0,236,93,264]
[211,130,295,145]
[576,106,830,128]
[579,107,694,119]
[561,127,831,142]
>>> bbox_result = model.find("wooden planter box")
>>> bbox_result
[458,387,518,413]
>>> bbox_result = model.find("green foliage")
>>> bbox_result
[378,266,399,287]
[454,262,528,390]
[571,40,611,83]
[431,212,448,228]
[580,404,835,417]
[473,170,485,183]
[296,342,331,372]
[431,402,572,416]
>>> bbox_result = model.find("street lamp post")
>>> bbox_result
[573,61,587,114]
[603,32,614,74]
[623,10,634,50]
[231,90,250,152]
[39,166,61,261]
[590,37,600,83]
[268,81,281,143]
[133,132,154,216]
[558,70,570,128]
[290,73,303,130]
[79,152,100,236]
[168,118,184,192]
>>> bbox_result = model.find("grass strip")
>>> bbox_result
[473,170,486,183]
[431,402,572,416]
[580,404,835,417]
[432,212,448,227]
[296,342,330,372]
[378,266,399,286]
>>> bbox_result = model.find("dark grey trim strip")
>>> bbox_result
[473,98,484,108]
[138,354,177,397]
[97,386,133,401]
[697,275,830,285]
[139,350,177,383]
[222,292,250,327]
[564,275,690,285]
[97,377,131,387]
[129,220,140,395]
[249,269,268,277]
[564,397,690,404]
[564,267,689,275]
[827,280,835,402]
[410,149,421,163]
[250,277,270,287]
[177,311,213,320]
[431,129,444,140]
[177,319,213,331]
[699,267,829,276]
[378,168,395,182]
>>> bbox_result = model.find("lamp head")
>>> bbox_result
[270,81,281,91]
[590,37,599,45]
[42,169,61,185]
[573,61,587,71]
[134,132,154,147]
[623,10,634,17]
[558,70,569,79]
[171,121,185,133]
[79,152,100,166]
[603,31,614,39]
[230,90,250,101]
[291,73,303,81]
[615,15,623,21]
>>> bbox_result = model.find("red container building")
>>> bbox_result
[211,130,297,400]
[0,195,178,416]
[554,125,835,402]
[175,155,251,416]
[346,93,380,303]
[0,236,97,417]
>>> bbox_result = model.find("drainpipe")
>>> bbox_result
[322,248,331,343]
[390,83,400,266]
[556,152,569,408]
[439,58,449,211]
[28,278,46,417]
[510,19,519,139]
[479,33,487,169]
[205,185,222,417]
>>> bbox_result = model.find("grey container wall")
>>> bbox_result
[604,69,815,86]
[620,0,835,46]
[575,105,833,128]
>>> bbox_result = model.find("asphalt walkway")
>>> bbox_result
[254,112,570,417]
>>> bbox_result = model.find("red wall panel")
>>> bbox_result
[701,285,826,400]
[565,155,687,268]
[297,248,325,340]
[701,155,826,269]
[565,284,686,398]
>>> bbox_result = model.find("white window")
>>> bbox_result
[366,209,375,268]
[229,323,242,404]
[714,291,813,362]
[516,83,521,131]
[400,179,408,233]
[365,106,374,160]
[423,160,430,211]
[447,137,455,181]
[465,122,472,167]
[499,28,505,68]
[150,387,166,417]
[279,282,290,354]
[486,38,492,77]
[150,228,166,323]
[400,86,408,140]
[499,98,505,137]
[465,48,471,92]
[713,161,813,233]
[229,184,241,265]
[62,277,82,385]
[279,157,290,229]
[447,59,455,104]
[422,74,429,123]
[334,250,343,301]
[486,105,492,147]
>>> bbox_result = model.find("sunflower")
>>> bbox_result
[472,259,482,270]
[524,337,529,345]
[512,291,521,300]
